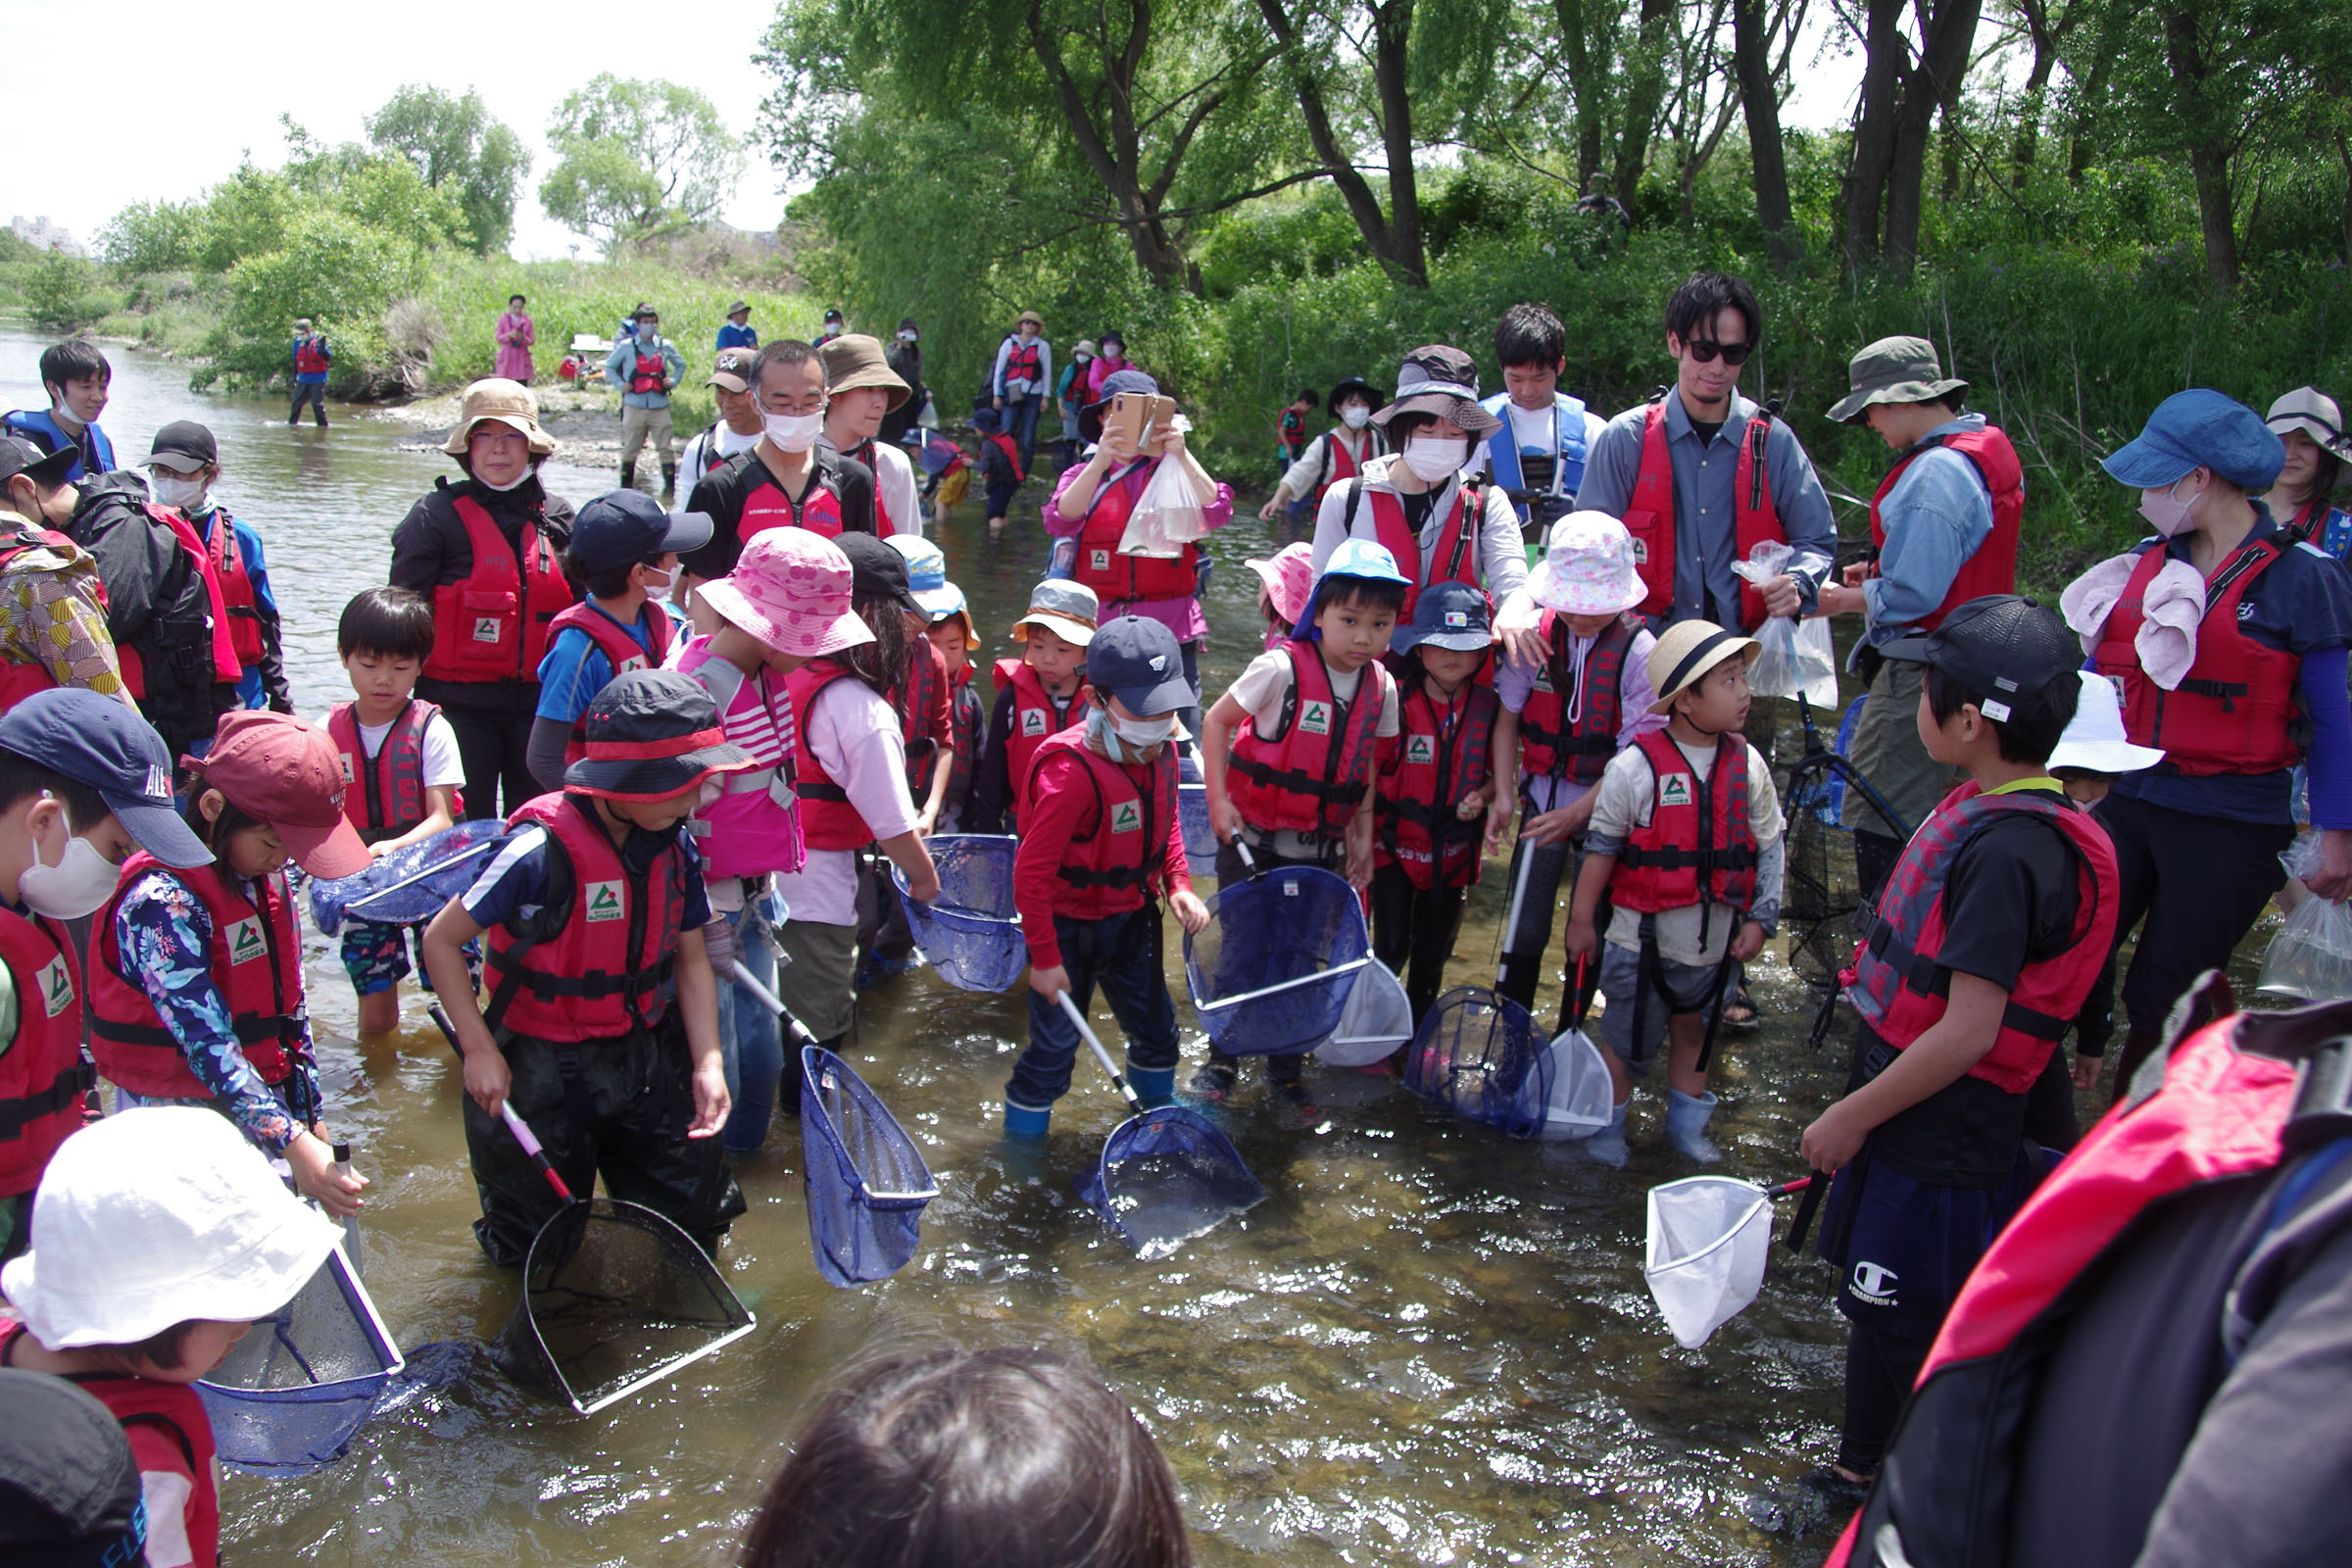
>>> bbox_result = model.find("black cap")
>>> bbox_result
[1326,376,1383,417]
[1085,616,1191,715]
[0,1368,147,1567]
[0,689,212,866]
[1883,594,2080,719]
[147,420,218,474]
[834,531,924,614]
[0,436,74,491]
[823,306,845,322]
[564,668,753,802]
[568,490,713,574]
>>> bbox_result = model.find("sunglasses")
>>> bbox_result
[1685,337,1754,366]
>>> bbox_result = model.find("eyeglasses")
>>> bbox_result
[1687,338,1754,367]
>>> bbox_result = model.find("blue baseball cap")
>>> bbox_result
[1085,615,1192,715]
[2102,389,2285,492]
[567,490,714,574]
[1393,580,1494,654]
[0,689,211,866]
[1295,538,1414,640]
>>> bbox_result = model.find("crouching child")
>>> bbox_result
[424,669,754,1264]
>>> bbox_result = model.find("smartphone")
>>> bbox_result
[1103,392,1177,449]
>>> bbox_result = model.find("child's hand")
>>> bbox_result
[1522,799,1591,846]
[916,805,941,838]
[464,1044,514,1120]
[1208,796,1244,844]
[1170,889,1210,934]
[1345,840,1373,891]
[1565,917,1598,963]
[686,1055,731,1138]
[287,1131,366,1219]
[1256,494,1284,521]
[1801,1100,1869,1173]
[1485,808,1514,857]
[368,841,395,861]
[1030,962,1070,1001]
[1730,919,1767,963]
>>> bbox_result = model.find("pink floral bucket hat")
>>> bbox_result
[1528,512,1645,616]
[1245,541,1315,626]
[695,529,876,659]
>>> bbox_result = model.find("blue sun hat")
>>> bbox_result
[885,535,965,622]
[1294,538,1413,641]
[2102,388,2284,492]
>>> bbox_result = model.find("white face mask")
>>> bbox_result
[20,802,121,920]
[48,402,83,430]
[763,411,826,453]
[1109,709,1177,748]
[2140,475,2200,538]
[1087,706,1173,762]
[150,471,207,510]
[474,466,530,493]
[641,567,673,596]
[1341,405,1372,430]
[1401,433,1469,482]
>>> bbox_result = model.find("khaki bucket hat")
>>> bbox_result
[817,333,911,414]
[1826,336,1970,425]
[442,377,556,456]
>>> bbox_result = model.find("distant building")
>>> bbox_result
[9,217,84,257]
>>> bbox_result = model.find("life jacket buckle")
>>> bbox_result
[2286,1036,2352,1154]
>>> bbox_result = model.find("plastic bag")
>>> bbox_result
[1119,418,1208,558]
[2260,835,2352,1001]
[917,392,939,429]
[1733,541,1838,708]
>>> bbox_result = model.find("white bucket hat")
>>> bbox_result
[1,1107,341,1348]
[1528,512,1646,615]
[2265,386,2352,479]
[2046,670,2165,775]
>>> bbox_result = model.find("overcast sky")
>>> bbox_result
[0,0,1966,263]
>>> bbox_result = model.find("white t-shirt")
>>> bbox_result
[1589,733,1782,965]
[678,419,760,498]
[771,675,917,927]
[317,709,466,789]
[1223,646,1400,857]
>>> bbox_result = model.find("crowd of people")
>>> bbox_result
[2,267,2352,1565]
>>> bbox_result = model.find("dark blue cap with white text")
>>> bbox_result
[567,490,714,574]
[0,688,211,866]
[1085,615,1192,716]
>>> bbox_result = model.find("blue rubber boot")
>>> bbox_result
[1003,1099,1052,1139]
[1127,1065,1176,1108]
[1665,1088,1723,1163]
[1585,1100,1631,1168]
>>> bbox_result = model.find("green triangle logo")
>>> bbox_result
[586,880,626,923]
[228,918,266,963]
[39,956,72,1018]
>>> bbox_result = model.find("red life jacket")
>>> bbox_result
[1848,782,2118,1093]
[89,857,301,1099]
[1517,611,1635,785]
[481,793,685,1042]
[2282,493,2334,546]
[1610,729,1758,914]
[546,602,673,764]
[783,658,881,851]
[1071,461,1200,607]
[1351,477,1482,623]
[421,495,573,685]
[327,698,443,844]
[900,638,946,799]
[113,503,241,700]
[629,347,668,395]
[293,334,329,376]
[1377,678,1498,890]
[1314,429,1375,502]
[993,658,1086,824]
[2090,538,2301,776]
[203,509,267,667]
[741,452,853,541]
[0,905,87,1198]
[1623,400,1785,628]
[1227,641,1391,837]
[0,525,82,709]
[1030,726,1178,919]
[1868,426,2024,632]
[1823,1000,2308,1568]
[1002,338,1043,389]
[985,432,1026,483]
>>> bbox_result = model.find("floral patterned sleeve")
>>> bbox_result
[113,870,318,1153]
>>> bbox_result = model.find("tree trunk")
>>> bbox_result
[1856,0,1979,276]
[1839,0,1907,272]
[2065,11,2125,181]
[1731,0,1799,271]
[1551,0,1607,191]
[2163,4,2238,290]
[2011,11,2058,174]
[1613,0,1677,207]
[1369,0,1429,285]
[1258,0,1422,283]
[2337,132,2352,268]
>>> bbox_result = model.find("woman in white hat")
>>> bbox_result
[2259,386,2352,557]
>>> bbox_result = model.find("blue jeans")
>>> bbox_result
[1012,906,1180,1108]
[1004,393,1042,473]
[712,894,787,1154]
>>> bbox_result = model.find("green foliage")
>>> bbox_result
[21,252,117,332]
[541,76,744,253]
[366,84,532,256]
[199,211,422,390]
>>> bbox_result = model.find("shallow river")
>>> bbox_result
[7,326,2173,1568]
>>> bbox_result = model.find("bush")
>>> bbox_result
[22,253,116,331]
[199,211,421,391]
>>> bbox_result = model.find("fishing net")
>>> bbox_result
[894,835,1027,992]
[1783,699,1907,993]
[1403,987,1557,1139]
[1315,956,1414,1066]
[493,1199,757,1415]
[1644,1175,1775,1349]
[1539,1026,1616,1141]
[308,817,508,934]
[800,1047,939,1288]
[1184,865,1370,1055]
[1177,757,1217,880]
[1076,1105,1265,1259]
[196,1244,403,1475]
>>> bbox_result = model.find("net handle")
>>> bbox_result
[1196,956,1371,1015]
[729,959,822,1049]
[1057,991,1141,1109]
[428,1003,574,1203]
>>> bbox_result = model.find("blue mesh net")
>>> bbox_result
[801,1047,940,1287]
[307,817,508,934]
[1076,1105,1265,1258]
[196,1245,403,1475]
[1184,865,1369,1054]
[1177,757,1217,879]
[1404,987,1558,1139]
[893,835,1027,992]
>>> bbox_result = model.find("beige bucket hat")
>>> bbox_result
[442,377,556,456]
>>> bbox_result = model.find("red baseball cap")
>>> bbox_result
[184,711,371,879]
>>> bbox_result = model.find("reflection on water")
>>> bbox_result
[4,330,1864,1566]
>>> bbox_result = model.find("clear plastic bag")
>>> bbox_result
[2260,835,2352,1001]
[1733,541,1838,708]
[1119,418,1209,558]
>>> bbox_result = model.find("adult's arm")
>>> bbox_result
[526,717,571,795]
[603,341,629,390]
[1472,478,1531,616]
[1858,449,1992,635]
[2297,646,2352,901]
[1044,452,1115,535]
[990,338,1013,400]
[0,550,128,699]
[1570,413,1643,516]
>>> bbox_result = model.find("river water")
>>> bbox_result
[5,327,1962,1567]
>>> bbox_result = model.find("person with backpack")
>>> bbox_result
[1055,340,1097,466]
[603,303,688,495]
[991,311,1054,475]
[145,420,293,714]
[288,319,331,428]
[0,439,125,703]
[1258,376,1387,537]
[676,347,764,499]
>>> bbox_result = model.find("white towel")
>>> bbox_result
[2060,551,2206,691]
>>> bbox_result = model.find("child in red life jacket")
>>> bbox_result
[1276,388,1315,468]
[0,689,214,1259]
[423,670,756,1264]
[972,578,1099,834]
[1773,596,2120,1521]
[892,535,986,832]
[94,710,371,1220]
[1489,514,1664,1024]
[974,407,1024,528]
[528,491,714,793]
[1564,620,1783,1167]
[1199,539,1411,1115]
[1,1106,344,1568]
[322,588,466,1035]
[1005,617,1211,1136]
[1244,541,1314,650]
[1373,582,1502,1028]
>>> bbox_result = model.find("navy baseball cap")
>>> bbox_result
[1086,615,1192,716]
[0,689,211,866]
[1882,594,2081,722]
[0,1368,147,1567]
[568,490,713,574]
[2102,389,2285,492]
[1393,580,1494,654]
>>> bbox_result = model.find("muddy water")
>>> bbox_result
[4,328,2022,1567]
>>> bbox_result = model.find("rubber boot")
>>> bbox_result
[1003,1099,1052,1139]
[1127,1065,1176,1108]
[1585,1100,1630,1168]
[620,461,638,492]
[1665,1087,1723,1163]
[661,462,677,497]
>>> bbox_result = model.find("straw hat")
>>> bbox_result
[1646,620,1760,714]
[442,377,556,457]
[1528,512,1645,616]
[697,529,875,660]
[2266,386,2352,475]
[817,334,911,414]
